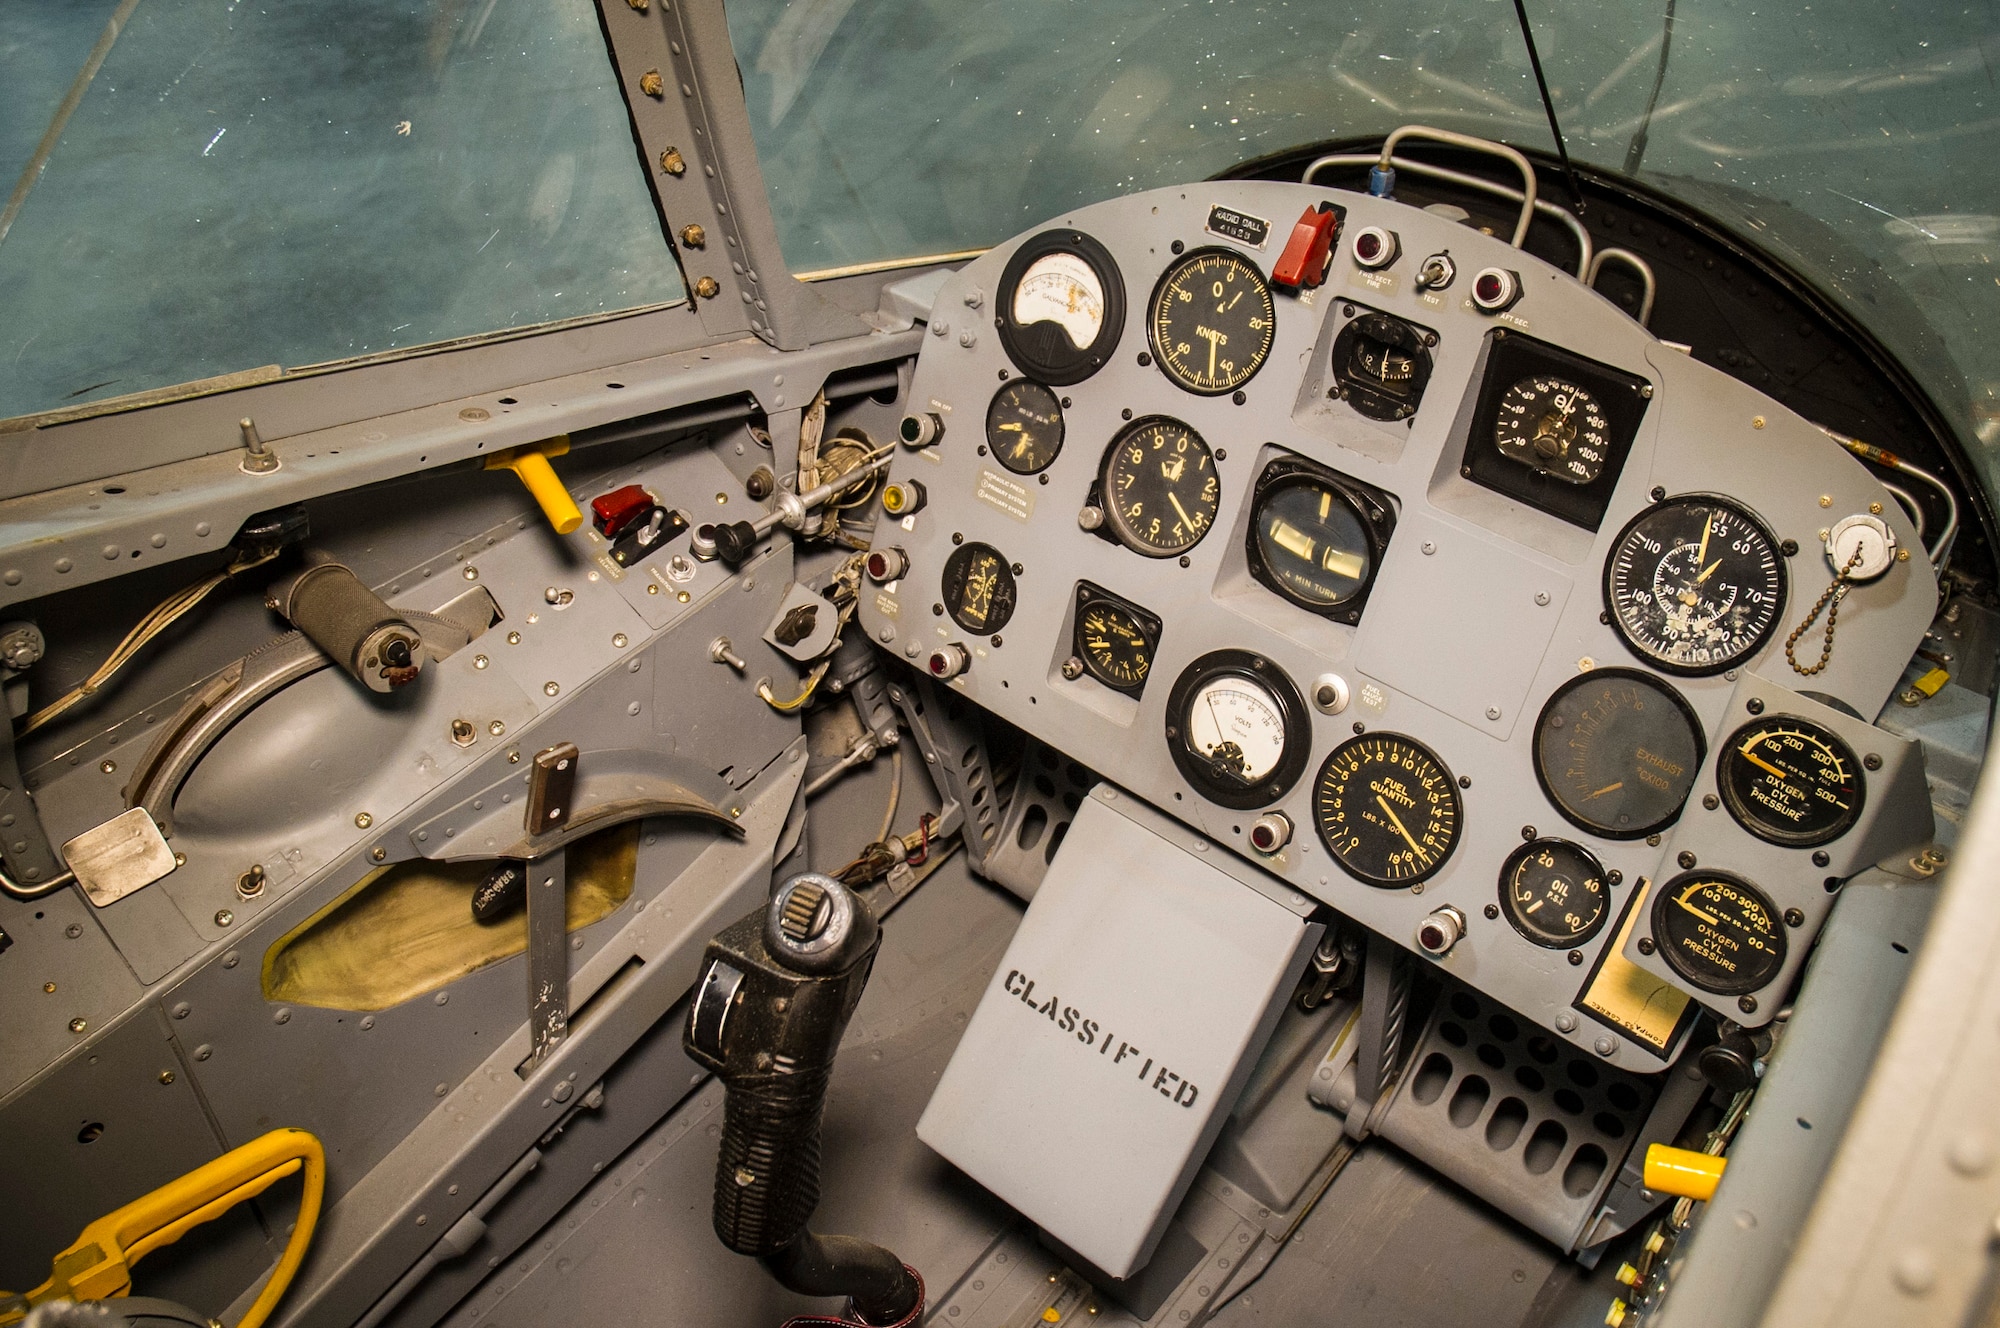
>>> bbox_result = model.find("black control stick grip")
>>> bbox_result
[685,875,920,1325]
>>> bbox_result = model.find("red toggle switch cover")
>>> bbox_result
[591,484,653,538]
[1272,203,1344,291]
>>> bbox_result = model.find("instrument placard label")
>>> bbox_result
[1205,204,1270,250]
[975,468,1036,523]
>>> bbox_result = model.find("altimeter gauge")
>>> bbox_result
[1604,494,1786,676]
[1149,248,1276,395]
[939,542,1017,636]
[1313,734,1462,887]
[1100,417,1220,557]
[1164,650,1310,808]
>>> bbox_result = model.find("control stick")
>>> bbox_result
[684,874,922,1326]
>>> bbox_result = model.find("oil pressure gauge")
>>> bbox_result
[1499,838,1609,949]
[1164,650,1311,809]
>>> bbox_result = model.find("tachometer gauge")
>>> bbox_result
[996,230,1126,386]
[1651,870,1786,996]
[1101,417,1219,557]
[1245,456,1396,622]
[1149,249,1276,395]
[1534,668,1704,841]
[1494,377,1611,486]
[1313,734,1462,887]
[1718,716,1864,847]
[1071,583,1160,695]
[986,380,1065,476]
[1164,650,1310,808]
[1605,495,1786,676]
[940,542,1017,636]
[1500,839,1609,949]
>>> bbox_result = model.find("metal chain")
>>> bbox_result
[1785,545,1865,676]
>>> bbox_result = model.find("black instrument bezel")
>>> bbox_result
[1651,869,1788,996]
[985,378,1066,476]
[1163,649,1311,809]
[1243,453,1398,624]
[1072,581,1162,697]
[1602,492,1788,677]
[1462,329,1651,531]
[1146,246,1276,396]
[1329,307,1435,423]
[1532,667,1707,841]
[1499,837,1611,949]
[1311,732,1464,887]
[995,230,1127,387]
[939,541,1018,637]
[1717,715,1867,848]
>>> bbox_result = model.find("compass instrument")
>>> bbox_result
[1163,650,1310,808]
[1461,331,1651,530]
[1605,494,1787,676]
[1534,668,1704,841]
[939,542,1017,636]
[1494,377,1611,485]
[1651,870,1787,996]
[1313,734,1463,887]
[1149,248,1276,395]
[1245,456,1396,622]
[1070,583,1160,695]
[1717,715,1865,847]
[995,230,1126,386]
[1100,417,1219,557]
[986,380,1065,476]
[1330,310,1434,422]
[1499,838,1610,948]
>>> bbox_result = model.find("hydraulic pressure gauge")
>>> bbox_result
[986,380,1065,476]
[1533,668,1705,841]
[939,541,1017,636]
[1651,870,1787,996]
[1604,495,1786,676]
[1071,583,1160,696]
[1313,734,1462,887]
[1245,456,1396,622]
[1494,376,1611,485]
[1717,716,1865,848]
[1149,249,1276,395]
[1100,417,1220,557]
[1164,650,1311,808]
[1499,838,1610,949]
[996,230,1126,386]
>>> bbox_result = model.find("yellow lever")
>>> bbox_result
[486,436,583,534]
[1,1128,325,1328]
[1643,1142,1727,1201]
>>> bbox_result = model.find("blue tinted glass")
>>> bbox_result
[726,0,1999,463]
[0,0,683,422]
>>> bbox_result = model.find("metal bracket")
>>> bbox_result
[886,671,993,864]
[0,707,67,894]
[1346,935,1413,1140]
[525,849,571,1073]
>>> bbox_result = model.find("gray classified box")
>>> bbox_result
[917,788,1320,1278]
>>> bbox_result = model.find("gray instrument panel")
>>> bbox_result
[857,180,1938,1065]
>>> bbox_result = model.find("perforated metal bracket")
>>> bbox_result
[524,849,571,1073]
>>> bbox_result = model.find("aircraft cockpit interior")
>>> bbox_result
[3,4,1997,1328]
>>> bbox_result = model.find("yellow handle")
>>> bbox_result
[486,436,583,535]
[1643,1142,1727,1201]
[3,1128,325,1328]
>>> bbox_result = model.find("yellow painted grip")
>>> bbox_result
[486,436,583,535]
[1644,1142,1727,1201]
[3,1128,325,1328]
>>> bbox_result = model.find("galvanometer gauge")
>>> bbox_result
[1717,715,1865,848]
[939,542,1017,636]
[1070,583,1161,696]
[995,231,1126,386]
[1164,650,1310,808]
[1604,494,1786,676]
[1651,870,1787,996]
[1100,416,1219,557]
[1149,248,1276,395]
[1313,734,1462,887]
[1499,838,1609,949]
[1534,668,1704,841]
[985,380,1065,476]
